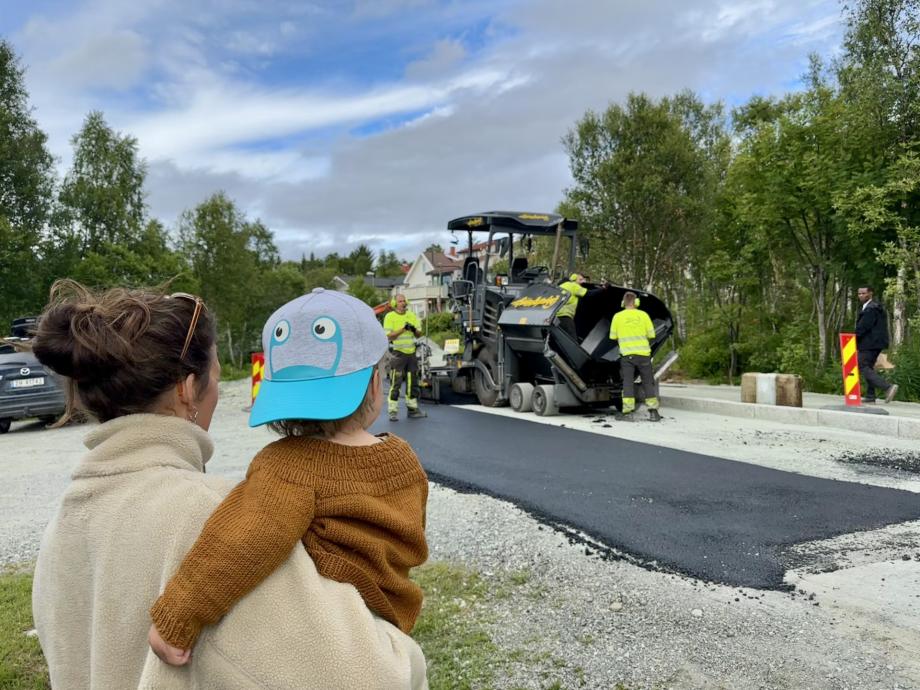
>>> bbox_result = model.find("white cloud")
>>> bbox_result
[125,66,518,174]
[405,39,467,80]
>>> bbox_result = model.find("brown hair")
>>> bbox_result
[31,279,216,424]
[268,361,384,439]
[623,291,637,306]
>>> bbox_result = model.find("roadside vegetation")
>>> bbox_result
[1,0,918,397]
[0,566,48,690]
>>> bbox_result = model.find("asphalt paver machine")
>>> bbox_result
[443,211,677,415]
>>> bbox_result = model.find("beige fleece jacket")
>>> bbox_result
[31,413,428,690]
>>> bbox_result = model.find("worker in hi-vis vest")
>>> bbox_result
[383,294,427,421]
[609,291,661,422]
[556,273,587,340]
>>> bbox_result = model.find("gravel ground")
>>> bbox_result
[4,379,920,688]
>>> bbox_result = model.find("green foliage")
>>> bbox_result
[422,311,459,347]
[423,312,456,333]
[375,250,404,277]
[891,336,920,401]
[674,327,731,381]
[561,90,728,290]
[55,111,147,255]
[0,567,49,689]
[0,40,56,332]
[347,277,385,307]
[179,193,304,367]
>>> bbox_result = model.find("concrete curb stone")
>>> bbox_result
[661,395,915,440]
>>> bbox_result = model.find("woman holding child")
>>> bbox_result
[30,280,428,689]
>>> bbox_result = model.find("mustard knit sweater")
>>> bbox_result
[150,433,429,648]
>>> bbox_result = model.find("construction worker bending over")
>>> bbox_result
[609,291,661,422]
[556,273,588,340]
[383,294,427,421]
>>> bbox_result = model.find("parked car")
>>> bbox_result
[0,338,66,433]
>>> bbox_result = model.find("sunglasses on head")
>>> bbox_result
[170,293,205,360]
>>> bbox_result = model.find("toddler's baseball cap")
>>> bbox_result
[249,288,388,426]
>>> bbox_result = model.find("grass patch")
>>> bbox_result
[412,562,499,689]
[0,568,49,690]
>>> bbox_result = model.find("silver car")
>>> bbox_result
[0,340,66,433]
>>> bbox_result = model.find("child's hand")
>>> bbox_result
[148,624,191,666]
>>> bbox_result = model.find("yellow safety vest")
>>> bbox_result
[609,308,655,357]
[383,310,421,354]
[557,281,587,319]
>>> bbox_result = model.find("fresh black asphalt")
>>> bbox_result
[374,404,920,589]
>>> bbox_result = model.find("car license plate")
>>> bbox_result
[10,377,44,388]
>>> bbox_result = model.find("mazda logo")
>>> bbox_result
[20,367,30,377]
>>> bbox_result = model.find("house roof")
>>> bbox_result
[423,251,461,275]
[457,240,499,255]
[333,274,404,289]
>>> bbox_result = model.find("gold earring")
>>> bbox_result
[188,406,199,423]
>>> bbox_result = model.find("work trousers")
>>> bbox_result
[557,316,578,340]
[857,349,891,399]
[620,354,659,413]
[389,351,420,412]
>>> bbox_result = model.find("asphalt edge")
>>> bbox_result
[660,395,920,440]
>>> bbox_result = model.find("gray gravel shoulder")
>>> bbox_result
[4,379,919,689]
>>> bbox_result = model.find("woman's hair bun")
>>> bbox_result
[31,280,149,382]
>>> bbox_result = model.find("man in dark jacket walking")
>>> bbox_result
[856,286,897,403]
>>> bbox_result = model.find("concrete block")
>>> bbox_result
[817,408,900,436]
[740,372,802,407]
[775,374,803,408]
[756,373,777,406]
[740,373,758,403]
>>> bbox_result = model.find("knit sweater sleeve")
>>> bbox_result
[150,466,315,649]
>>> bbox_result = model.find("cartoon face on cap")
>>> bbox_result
[268,313,343,380]
[250,288,390,426]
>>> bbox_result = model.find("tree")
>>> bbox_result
[346,244,375,276]
[48,111,184,289]
[0,40,55,328]
[730,61,869,367]
[836,0,920,345]
[424,243,443,254]
[178,192,302,366]
[561,91,728,294]
[375,250,403,277]
[347,277,385,307]
[56,111,146,254]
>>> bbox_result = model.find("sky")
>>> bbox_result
[1,0,845,261]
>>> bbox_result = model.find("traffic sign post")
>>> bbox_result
[839,333,861,407]
[251,352,265,405]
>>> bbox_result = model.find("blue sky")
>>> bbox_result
[2,0,844,260]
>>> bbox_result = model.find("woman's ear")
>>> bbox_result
[177,372,197,404]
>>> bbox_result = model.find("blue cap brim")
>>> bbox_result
[249,366,374,427]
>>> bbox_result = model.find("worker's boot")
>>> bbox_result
[407,407,427,419]
[648,409,661,422]
[389,411,398,422]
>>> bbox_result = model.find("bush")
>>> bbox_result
[890,340,920,402]
[423,312,456,333]
[423,312,460,348]
[675,328,730,381]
